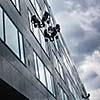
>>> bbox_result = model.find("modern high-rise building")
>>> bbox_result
[0,0,89,100]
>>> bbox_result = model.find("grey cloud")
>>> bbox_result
[84,71,98,82]
[64,24,85,40]
[73,37,100,65]
[92,20,100,33]
[48,0,67,13]
[85,76,100,90]
[66,0,100,8]
[63,27,100,64]
[63,24,86,64]
[75,34,100,55]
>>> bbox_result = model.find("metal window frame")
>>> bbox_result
[2,7,25,65]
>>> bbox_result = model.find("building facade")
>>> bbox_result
[0,0,88,100]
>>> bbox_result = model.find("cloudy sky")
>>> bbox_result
[48,0,100,100]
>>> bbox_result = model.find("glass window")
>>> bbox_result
[54,54,64,79]
[16,0,20,11]
[59,87,68,100]
[11,0,16,5]
[56,61,60,73]
[40,30,46,51]
[67,79,73,93]
[37,57,46,86]
[34,52,39,78]
[55,39,58,50]
[51,74,55,95]
[11,0,20,11]
[0,7,3,40]
[28,9,40,42]
[59,34,63,48]
[19,32,25,63]
[30,0,35,6]
[34,28,40,42]
[60,88,64,100]
[5,13,19,57]
[63,55,72,75]
[28,7,41,44]
[59,63,64,80]
[45,68,53,93]
[54,54,64,80]
[64,93,68,100]
[54,55,59,71]
[34,0,42,17]
[28,10,34,31]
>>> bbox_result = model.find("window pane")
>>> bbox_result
[38,57,46,86]
[31,0,35,6]
[19,32,25,63]
[35,0,42,17]
[64,93,68,100]
[28,10,40,42]
[54,55,58,71]
[11,0,16,5]
[51,75,55,95]
[68,79,73,93]
[45,68,52,92]
[45,67,55,95]
[34,28,40,42]
[34,53,39,78]
[57,62,60,73]
[59,64,64,79]
[28,10,33,31]
[40,30,46,51]
[5,13,19,57]
[16,0,20,11]
[60,88,64,100]
[55,40,58,50]
[0,7,3,40]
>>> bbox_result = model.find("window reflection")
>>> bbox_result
[39,30,46,51]
[34,28,40,42]
[28,9,40,42]
[59,63,64,80]
[19,32,25,63]
[59,86,68,100]
[16,0,20,11]
[54,55,58,71]
[45,67,55,95]
[67,79,73,93]
[34,0,42,17]
[34,54,55,95]
[34,52,39,78]
[30,0,35,6]
[45,68,52,92]
[28,10,34,31]
[5,13,19,57]
[37,57,46,86]
[11,0,16,5]
[50,74,55,95]
[55,39,58,50]
[60,88,64,100]
[54,54,64,80]
[64,93,68,100]
[0,7,3,40]
[63,55,72,75]
[30,0,43,17]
